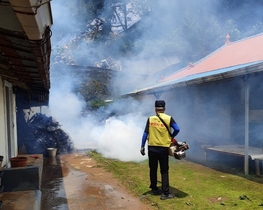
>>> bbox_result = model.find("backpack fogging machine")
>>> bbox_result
[169,140,189,160]
[156,115,189,160]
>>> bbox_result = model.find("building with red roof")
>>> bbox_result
[161,33,263,83]
[122,33,263,175]
[123,33,263,96]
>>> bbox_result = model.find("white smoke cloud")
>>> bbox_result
[47,0,176,162]
[97,114,147,162]
[47,72,148,162]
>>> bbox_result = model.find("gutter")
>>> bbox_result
[9,0,53,40]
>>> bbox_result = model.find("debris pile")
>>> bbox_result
[23,113,74,157]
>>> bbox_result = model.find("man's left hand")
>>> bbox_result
[140,147,145,156]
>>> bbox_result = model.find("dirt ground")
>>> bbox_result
[41,153,153,210]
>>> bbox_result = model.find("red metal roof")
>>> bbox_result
[161,33,263,82]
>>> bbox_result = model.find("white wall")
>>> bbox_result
[0,78,18,167]
[0,77,7,167]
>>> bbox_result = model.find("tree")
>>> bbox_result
[76,79,110,110]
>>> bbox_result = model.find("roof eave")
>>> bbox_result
[0,0,53,106]
[121,61,263,98]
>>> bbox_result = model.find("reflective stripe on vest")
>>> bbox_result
[148,113,171,147]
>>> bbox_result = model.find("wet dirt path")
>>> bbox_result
[41,153,152,210]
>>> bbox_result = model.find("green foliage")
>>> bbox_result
[75,79,110,110]
[79,80,108,100]
[89,99,107,109]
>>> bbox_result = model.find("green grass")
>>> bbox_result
[90,151,263,210]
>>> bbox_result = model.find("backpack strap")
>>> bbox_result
[157,114,172,137]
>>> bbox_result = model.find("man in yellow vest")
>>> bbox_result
[140,100,180,200]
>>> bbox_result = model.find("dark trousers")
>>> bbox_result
[148,150,169,194]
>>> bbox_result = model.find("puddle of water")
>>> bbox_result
[41,157,68,210]
[42,155,151,210]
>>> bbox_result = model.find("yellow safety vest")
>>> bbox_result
[148,113,171,147]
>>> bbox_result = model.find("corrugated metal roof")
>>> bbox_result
[122,33,263,97]
[0,0,53,106]
[162,33,263,82]
[0,26,52,106]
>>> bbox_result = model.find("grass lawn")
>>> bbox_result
[91,151,263,210]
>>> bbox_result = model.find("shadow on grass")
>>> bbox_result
[171,187,188,198]
[142,186,188,198]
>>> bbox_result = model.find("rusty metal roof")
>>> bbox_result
[0,0,52,107]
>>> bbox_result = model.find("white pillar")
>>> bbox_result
[244,77,249,175]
